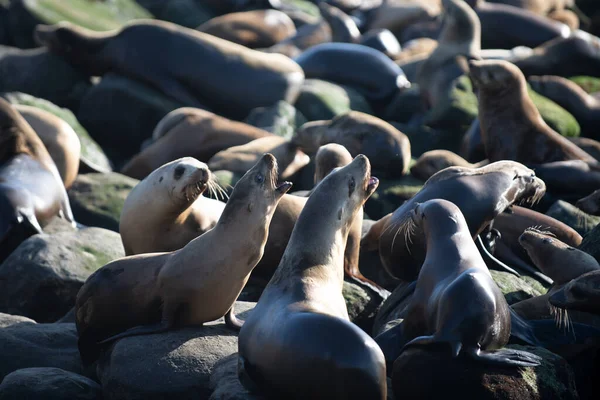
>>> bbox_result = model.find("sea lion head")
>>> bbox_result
[410,150,472,181]
[314,143,353,184]
[439,0,481,55]
[468,59,524,93]
[549,270,600,314]
[474,161,546,207]
[410,198,465,236]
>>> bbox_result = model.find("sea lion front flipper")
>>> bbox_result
[225,306,244,331]
[466,347,542,367]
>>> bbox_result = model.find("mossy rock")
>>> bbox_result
[294,79,373,121]
[546,200,600,237]
[343,279,386,333]
[2,92,112,173]
[245,101,307,140]
[136,0,215,28]
[490,270,546,305]
[280,0,321,18]
[67,172,139,232]
[528,84,580,138]
[364,175,424,220]
[569,76,600,94]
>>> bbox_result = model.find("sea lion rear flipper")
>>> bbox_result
[466,347,542,367]
[225,306,244,331]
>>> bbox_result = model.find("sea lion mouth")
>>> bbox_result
[183,180,208,202]
[366,176,379,194]
[275,181,293,194]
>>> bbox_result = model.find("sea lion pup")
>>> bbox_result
[379,199,542,368]
[468,59,598,165]
[15,105,80,189]
[208,136,310,180]
[293,111,411,178]
[416,0,481,110]
[121,108,272,180]
[35,20,304,120]
[75,154,292,365]
[119,157,226,256]
[238,155,386,400]
[529,75,600,140]
[0,98,75,261]
[577,189,600,215]
[550,270,600,315]
[379,161,546,282]
[410,150,487,181]
[196,9,296,49]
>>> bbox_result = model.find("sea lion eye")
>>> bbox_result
[542,238,553,244]
[256,173,264,184]
[348,177,355,196]
[173,166,185,180]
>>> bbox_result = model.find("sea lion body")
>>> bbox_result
[238,155,386,399]
[35,20,304,119]
[577,189,600,215]
[550,270,600,314]
[120,157,225,256]
[121,108,272,180]
[393,199,541,367]
[379,161,546,281]
[76,154,292,365]
[410,150,481,181]
[469,58,597,165]
[0,98,74,261]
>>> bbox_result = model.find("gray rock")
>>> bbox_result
[209,354,264,400]
[0,227,124,322]
[0,367,102,400]
[98,302,256,400]
[0,322,85,382]
[343,280,387,333]
[244,101,307,140]
[67,172,138,232]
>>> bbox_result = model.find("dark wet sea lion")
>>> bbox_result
[238,155,386,400]
[121,108,272,180]
[120,158,226,256]
[577,189,600,215]
[379,161,546,282]
[196,9,296,49]
[75,154,291,365]
[35,20,304,119]
[0,98,75,262]
[293,42,410,102]
[319,2,361,44]
[529,160,600,197]
[264,19,331,59]
[550,270,600,314]
[377,199,542,369]
[360,29,402,59]
[469,59,597,165]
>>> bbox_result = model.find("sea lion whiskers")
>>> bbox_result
[524,227,556,237]
[549,302,574,335]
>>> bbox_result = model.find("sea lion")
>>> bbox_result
[293,42,410,102]
[360,29,402,59]
[121,108,272,180]
[35,20,304,119]
[238,154,386,400]
[529,75,600,140]
[394,38,438,63]
[120,157,226,256]
[550,270,600,314]
[208,136,310,180]
[486,0,573,15]
[410,150,485,181]
[196,9,296,49]
[468,59,597,165]
[569,137,600,161]
[577,189,600,215]
[416,0,481,110]
[513,31,600,77]
[376,199,542,369]
[319,2,361,44]
[528,160,600,197]
[264,19,331,59]
[75,154,292,365]
[0,98,75,262]
[548,9,580,30]
[293,111,412,178]
[15,104,81,189]
[379,161,546,282]
[367,0,440,37]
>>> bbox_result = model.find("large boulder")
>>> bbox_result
[97,302,255,400]
[490,270,547,305]
[208,354,263,400]
[244,101,307,140]
[0,322,85,382]
[0,227,124,322]
[0,367,102,400]
[67,172,138,232]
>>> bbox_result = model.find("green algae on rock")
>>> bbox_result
[490,270,547,305]
[570,76,600,94]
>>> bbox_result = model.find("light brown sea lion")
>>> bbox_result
[528,75,600,140]
[119,157,226,256]
[121,108,273,180]
[367,0,440,37]
[394,38,438,64]
[550,270,600,314]
[375,199,542,369]
[35,20,304,119]
[548,9,579,30]
[0,98,75,262]
[14,104,80,189]
[410,150,486,181]
[468,59,597,165]
[197,9,296,49]
[576,189,600,215]
[293,111,411,178]
[264,19,331,58]
[238,154,387,400]
[208,136,310,180]
[75,154,292,366]
[416,0,481,110]
[379,161,546,282]
[487,0,574,15]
